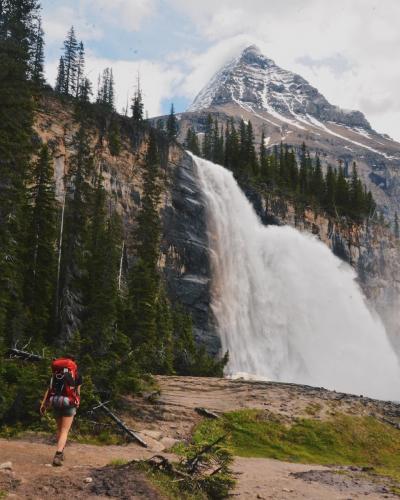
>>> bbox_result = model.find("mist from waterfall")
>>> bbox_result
[192,154,400,401]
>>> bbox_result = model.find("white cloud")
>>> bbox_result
[83,0,156,32]
[167,0,400,140]
[43,5,103,44]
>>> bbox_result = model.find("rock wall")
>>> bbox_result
[34,95,220,353]
[161,153,220,354]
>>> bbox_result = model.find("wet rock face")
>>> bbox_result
[161,152,220,355]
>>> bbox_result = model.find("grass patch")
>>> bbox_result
[108,458,130,466]
[193,409,400,481]
[140,463,207,500]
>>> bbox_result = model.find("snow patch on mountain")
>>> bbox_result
[188,45,371,132]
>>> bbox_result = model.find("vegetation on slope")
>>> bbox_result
[186,117,379,224]
[192,409,400,481]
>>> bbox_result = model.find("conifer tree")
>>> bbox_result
[30,17,44,86]
[259,130,267,169]
[25,145,57,344]
[349,162,364,219]
[185,127,200,156]
[82,173,122,355]
[246,121,257,176]
[335,166,349,214]
[63,26,78,96]
[55,56,65,93]
[78,77,92,104]
[75,41,85,98]
[58,122,93,341]
[0,0,40,344]
[324,165,336,215]
[126,131,161,362]
[202,114,213,160]
[131,74,144,124]
[166,103,178,141]
[311,155,324,204]
[97,67,115,109]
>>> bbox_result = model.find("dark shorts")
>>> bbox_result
[53,406,77,418]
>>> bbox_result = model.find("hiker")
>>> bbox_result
[40,355,82,466]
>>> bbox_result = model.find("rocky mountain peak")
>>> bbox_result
[188,45,371,131]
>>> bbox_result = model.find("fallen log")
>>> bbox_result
[7,347,43,362]
[91,401,148,448]
[195,407,220,419]
[186,434,227,474]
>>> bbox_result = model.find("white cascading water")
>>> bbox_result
[191,154,400,401]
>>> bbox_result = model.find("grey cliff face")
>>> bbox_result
[161,151,220,355]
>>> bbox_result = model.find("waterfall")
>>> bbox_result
[192,154,400,400]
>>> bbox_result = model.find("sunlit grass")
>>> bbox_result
[193,409,400,481]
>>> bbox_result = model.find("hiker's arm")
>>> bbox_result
[40,389,49,415]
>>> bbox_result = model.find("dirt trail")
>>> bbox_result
[0,439,163,499]
[1,376,400,499]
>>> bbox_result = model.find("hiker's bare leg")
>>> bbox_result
[56,416,63,442]
[56,415,74,452]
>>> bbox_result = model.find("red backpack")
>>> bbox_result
[46,358,80,409]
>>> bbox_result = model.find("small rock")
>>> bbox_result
[141,429,163,440]
[84,477,93,483]
[0,462,12,470]
[44,463,52,467]
[282,488,293,493]
[160,437,179,449]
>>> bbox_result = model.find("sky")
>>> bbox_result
[41,0,400,141]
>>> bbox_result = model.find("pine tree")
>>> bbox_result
[30,17,44,86]
[311,155,325,205]
[81,173,122,356]
[126,131,161,360]
[298,142,309,195]
[259,130,267,170]
[349,162,364,219]
[75,41,85,98]
[58,123,93,341]
[97,67,115,109]
[246,121,258,177]
[131,74,144,124]
[324,165,336,215]
[166,103,178,141]
[185,127,200,156]
[335,166,349,215]
[55,56,65,93]
[202,114,213,160]
[63,26,78,96]
[0,0,40,344]
[24,145,57,344]
[78,77,92,104]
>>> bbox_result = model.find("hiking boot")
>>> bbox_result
[53,451,64,466]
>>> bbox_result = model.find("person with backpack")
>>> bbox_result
[40,355,82,466]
